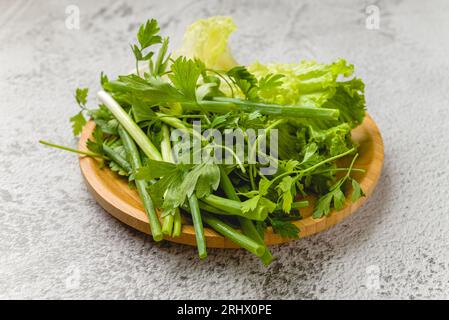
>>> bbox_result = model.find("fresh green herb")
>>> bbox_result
[69,88,90,136]
[270,218,300,239]
[132,19,162,74]
[69,112,87,136]
[118,125,163,241]
[86,126,104,155]
[41,16,368,266]
[313,153,362,218]
[351,179,365,202]
[75,88,88,107]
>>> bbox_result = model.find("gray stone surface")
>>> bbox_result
[1,0,448,299]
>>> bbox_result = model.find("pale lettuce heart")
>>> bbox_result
[177,16,238,70]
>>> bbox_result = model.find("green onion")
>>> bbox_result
[160,124,173,162]
[181,97,340,120]
[98,91,162,161]
[188,195,207,259]
[102,143,132,173]
[197,201,229,215]
[173,209,182,237]
[202,195,241,215]
[162,214,174,236]
[160,124,175,237]
[159,119,207,255]
[202,213,265,257]
[98,91,164,241]
[290,201,309,209]
[219,167,273,266]
[118,125,163,241]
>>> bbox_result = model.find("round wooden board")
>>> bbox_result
[79,114,383,248]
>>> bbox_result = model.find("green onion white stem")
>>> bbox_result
[98,90,162,161]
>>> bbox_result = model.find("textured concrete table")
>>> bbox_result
[1,0,448,299]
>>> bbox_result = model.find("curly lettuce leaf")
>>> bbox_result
[323,78,366,128]
[309,123,352,157]
[248,58,365,129]
[248,58,354,106]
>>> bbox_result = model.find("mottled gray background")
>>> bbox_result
[1,0,448,300]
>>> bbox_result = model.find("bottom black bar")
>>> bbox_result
[0,300,436,318]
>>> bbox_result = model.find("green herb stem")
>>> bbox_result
[188,195,207,259]
[98,90,162,161]
[181,97,340,120]
[162,214,174,236]
[219,167,273,266]
[136,180,163,241]
[202,194,241,215]
[118,126,163,241]
[264,147,357,192]
[39,140,104,158]
[202,213,265,257]
[313,168,365,175]
[156,112,190,132]
[160,124,178,237]
[202,194,267,221]
[160,106,205,251]
[290,201,310,209]
[156,112,203,142]
[173,209,182,237]
[197,201,229,215]
[160,124,174,163]
[102,144,132,173]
